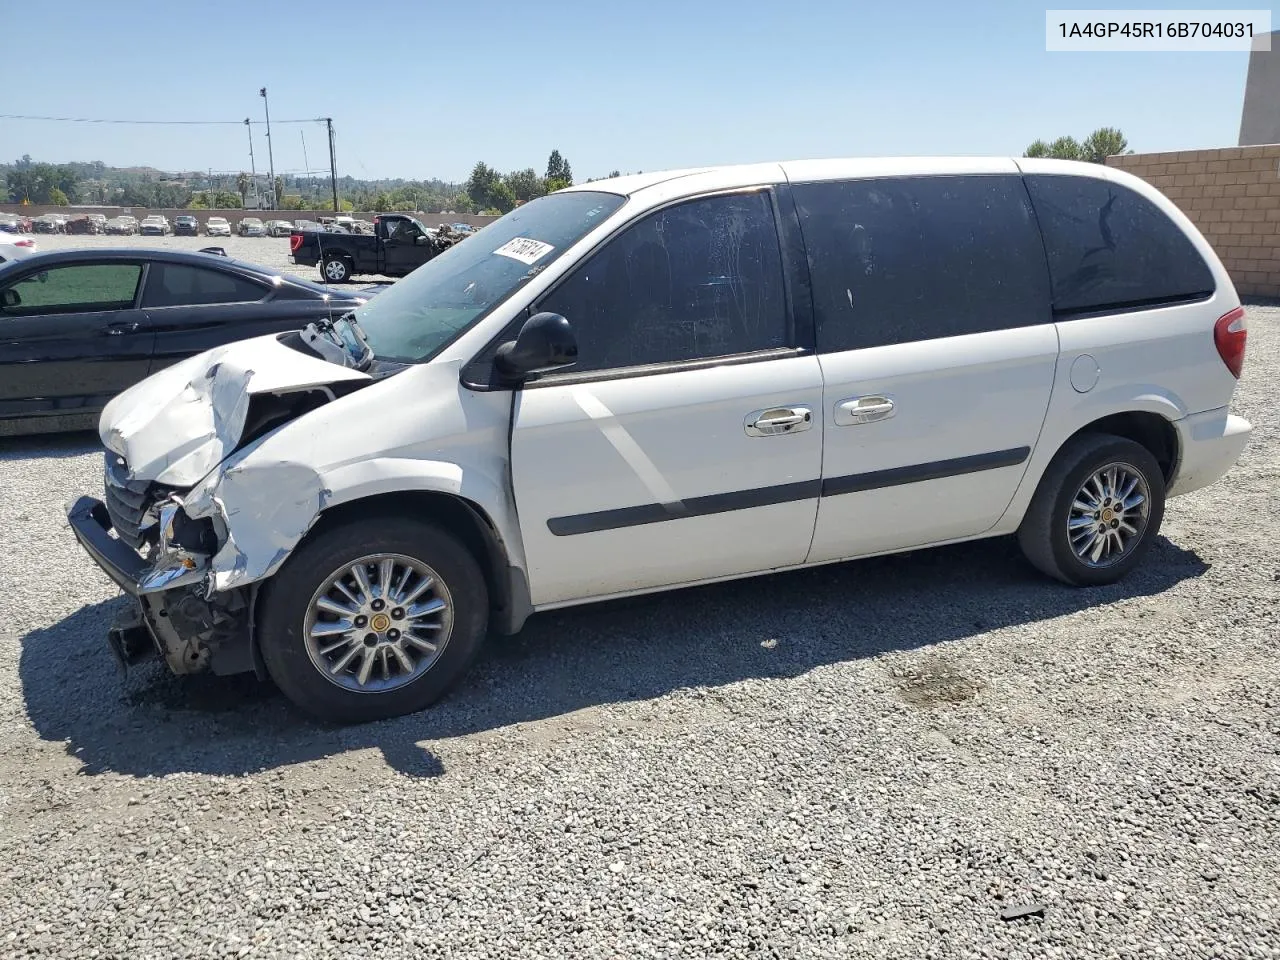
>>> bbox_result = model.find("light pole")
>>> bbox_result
[259,87,276,210]
[244,118,258,208]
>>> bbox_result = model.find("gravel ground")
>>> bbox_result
[9,232,394,284]
[0,305,1277,959]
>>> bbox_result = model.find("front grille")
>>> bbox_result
[103,453,157,550]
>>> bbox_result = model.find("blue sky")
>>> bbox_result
[1,0,1268,182]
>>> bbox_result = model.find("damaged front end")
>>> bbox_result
[67,330,378,678]
[67,484,257,676]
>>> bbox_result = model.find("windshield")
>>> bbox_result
[353,190,625,363]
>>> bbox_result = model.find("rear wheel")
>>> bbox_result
[257,517,488,723]
[322,255,351,283]
[1018,433,1166,586]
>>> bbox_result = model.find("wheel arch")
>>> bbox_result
[1062,410,1179,483]
[302,489,528,634]
[997,407,1181,534]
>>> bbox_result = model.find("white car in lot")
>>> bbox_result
[69,157,1252,724]
[205,216,232,237]
[0,235,37,263]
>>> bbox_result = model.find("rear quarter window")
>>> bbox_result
[1024,173,1215,315]
[793,175,1052,352]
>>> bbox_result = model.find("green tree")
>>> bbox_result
[488,180,517,213]
[188,193,209,209]
[1047,136,1082,161]
[545,150,566,182]
[213,191,243,208]
[465,161,517,211]
[504,167,545,203]
[544,176,571,193]
[48,187,69,206]
[371,192,393,212]
[1081,126,1129,163]
[236,172,250,206]
[274,176,284,207]
[1024,139,1050,158]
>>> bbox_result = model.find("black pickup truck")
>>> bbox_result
[289,214,468,283]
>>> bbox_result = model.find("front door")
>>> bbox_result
[0,261,154,427]
[788,173,1059,562]
[509,189,824,606]
[381,219,428,277]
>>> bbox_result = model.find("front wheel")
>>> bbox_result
[1018,433,1166,586]
[322,255,351,283]
[257,517,489,723]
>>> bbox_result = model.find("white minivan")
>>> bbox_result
[68,157,1252,722]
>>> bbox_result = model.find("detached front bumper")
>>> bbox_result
[66,496,255,676]
[67,496,149,595]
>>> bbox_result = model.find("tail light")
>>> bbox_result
[1213,306,1247,379]
[289,233,303,253]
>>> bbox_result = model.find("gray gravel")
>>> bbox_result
[0,304,1277,959]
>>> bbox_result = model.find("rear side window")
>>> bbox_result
[0,263,141,316]
[1024,174,1214,315]
[141,263,267,308]
[794,175,1051,352]
[539,190,789,372]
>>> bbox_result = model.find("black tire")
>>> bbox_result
[257,516,489,723]
[321,255,351,283]
[1018,433,1166,586]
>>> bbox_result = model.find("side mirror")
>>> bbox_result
[0,288,20,308]
[494,312,578,381]
[414,234,428,245]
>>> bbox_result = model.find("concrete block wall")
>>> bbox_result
[1107,145,1280,298]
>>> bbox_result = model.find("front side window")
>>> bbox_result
[141,263,267,308]
[1025,174,1215,315]
[794,175,1052,353]
[353,191,625,363]
[0,263,142,316]
[538,190,789,372]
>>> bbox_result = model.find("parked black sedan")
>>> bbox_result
[0,249,368,436]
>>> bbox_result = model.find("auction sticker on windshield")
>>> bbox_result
[493,237,555,265]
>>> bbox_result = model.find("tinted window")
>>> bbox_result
[1025,174,1214,314]
[141,263,267,307]
[795,175,1051,352]
[0,263,141,316]
[539,191,789,371]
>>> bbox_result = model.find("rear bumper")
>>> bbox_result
[1168,409,1252,498]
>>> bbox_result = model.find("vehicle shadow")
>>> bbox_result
[19,534,1208,780]
[0,429,100,460]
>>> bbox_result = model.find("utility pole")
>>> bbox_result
[327,118,339,212]
[244,118,258,208]
[260,87,276,210]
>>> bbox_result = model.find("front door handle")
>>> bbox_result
[745,405,813,437]
[105,320,140,336]
[835,395,895,426]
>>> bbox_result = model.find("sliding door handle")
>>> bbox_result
[835,395,895,426]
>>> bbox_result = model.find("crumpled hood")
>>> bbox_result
[100,333,371,487]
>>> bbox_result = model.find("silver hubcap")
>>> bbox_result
[1068,462,1150,567]
[325,261,345,280]
[303,553,452,693]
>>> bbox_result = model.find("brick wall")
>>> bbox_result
[1107,145,1280,298]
